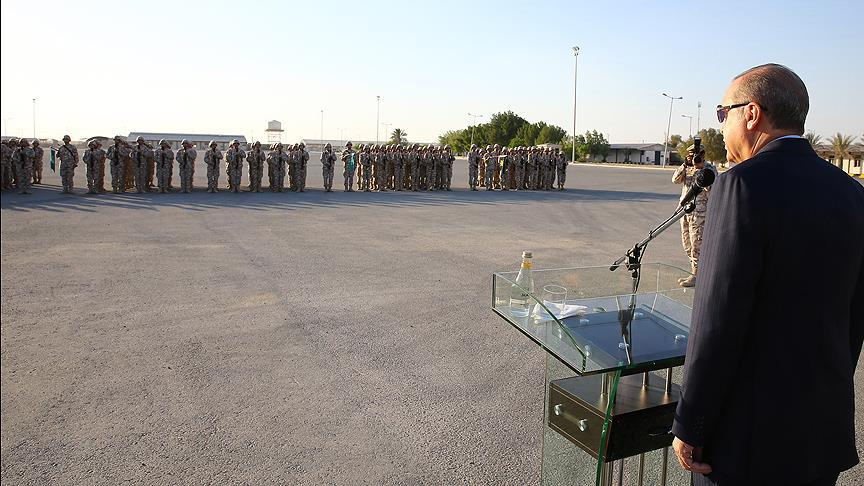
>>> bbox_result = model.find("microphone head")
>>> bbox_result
[695,168,715,188]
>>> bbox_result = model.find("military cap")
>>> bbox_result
[230,139,239,146]
[209,140,218,148]
[62,135,71,142]
[32,139,40,145]
[180,139,191,146]
[19,138,29,146]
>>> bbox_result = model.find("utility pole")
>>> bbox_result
[572,46,580,162]
[681,114,694,139]
[662,93,683,167]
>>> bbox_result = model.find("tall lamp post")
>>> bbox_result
[468,112,483,147]
[681,114,694,139]
[376,96,381,144]
[572,46,580,162]
[696,101,702,133]
[662,93,683,167]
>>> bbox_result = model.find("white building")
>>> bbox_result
[586,143,666,164]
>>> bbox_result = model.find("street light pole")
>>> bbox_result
[696,101,702,133]
[681,114,693,139]
[376,96,381,144]
[662,93,683,167]
[468,112,483,147]
[572,46,580,162]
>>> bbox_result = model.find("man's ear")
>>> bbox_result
[745,103,764,130]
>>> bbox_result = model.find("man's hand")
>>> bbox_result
[672,437,712,474]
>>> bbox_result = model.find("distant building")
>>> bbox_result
[126,132,247,150]
[586,143,666,165]
[301,139,439,152]
[813,143,863,178]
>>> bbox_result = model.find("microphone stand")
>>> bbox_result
[609,201,696,365]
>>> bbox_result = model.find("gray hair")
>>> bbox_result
[733,63,808,133]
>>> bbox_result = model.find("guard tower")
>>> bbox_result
[265,120,283,145]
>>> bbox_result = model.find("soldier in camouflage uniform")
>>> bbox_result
[555,148,567,190]
[225,139,246,193]
[204,140,223,193]
[467,144,479,190]
[499,148,511,191]
[394,145,405,191]
[672,144,717,287]
[484,146,497,190]
[131,136,152,193]
[247,141,265,192]
[82,140,99,194]
[13,138,35,194]
[296,142,309,192]
[176,139,196,193]
[106,136,127,193]
[32,139,44,185]
[409,144,421,191]
[57,135,79,194]
[320,143,336,192]
[360,144,373,192]
[341,141,356,192]
[1,139,13,190]
[478,145,489,187]
[371,145,382,191]
[91,140,106,192]
[155,139,175,193]
[442,145,454,191]
[285,144,296,191]
[269,143,289,192]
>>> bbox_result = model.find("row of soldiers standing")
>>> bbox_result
[331,142,457,192]
[1,137,46,194]
[468,144,568,191]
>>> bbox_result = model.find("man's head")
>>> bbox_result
[719,63,808,163]
[62,135,71,143]
[19,138,29,147]
[32,139,40,147]
[209,140,218,149]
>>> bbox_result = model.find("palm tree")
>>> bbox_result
[828,133,854,169]
[390,128,407,144]
[804,131,821,146]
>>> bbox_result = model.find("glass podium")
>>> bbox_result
[492,264,695,485]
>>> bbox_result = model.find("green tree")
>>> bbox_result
[804,131,822,146]
[676,136,695,162]
[697,128,727,164]
[390,128,407,145]
[485,111,527,146]
[583,130,610,161]
[536,124,567,145]
[667,134,684,149]
[828,133,854,168]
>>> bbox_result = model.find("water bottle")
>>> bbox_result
[509,251,534,317]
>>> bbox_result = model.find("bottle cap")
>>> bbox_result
[522,251,533,259]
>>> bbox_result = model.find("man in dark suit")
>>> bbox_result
[671,64,864,485]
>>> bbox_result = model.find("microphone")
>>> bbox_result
[679,168,715,207]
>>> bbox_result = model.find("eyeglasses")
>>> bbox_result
[716,102,750,123]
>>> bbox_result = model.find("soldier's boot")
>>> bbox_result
[679,264,697,287]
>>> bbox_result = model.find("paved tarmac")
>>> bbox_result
[2,156,862,484]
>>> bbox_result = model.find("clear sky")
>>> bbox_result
[2,0,861,144]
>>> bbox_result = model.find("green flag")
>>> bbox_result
[50,147,56,172]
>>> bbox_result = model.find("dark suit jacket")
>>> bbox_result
[671,137,864,483]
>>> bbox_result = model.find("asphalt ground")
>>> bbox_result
[2,156,862,484]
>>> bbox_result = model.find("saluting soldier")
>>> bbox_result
[131,136,152,193]
[92,140,107,192]
[204,140,223,193]
[57,135,79,194]
[225,139,246,193]
[106,136,128,193]
[155,139,175,193]
[247,141,265,192]
[267,142,288,192]
[321,143,336,192]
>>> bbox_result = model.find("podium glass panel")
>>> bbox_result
[492,264,694,485]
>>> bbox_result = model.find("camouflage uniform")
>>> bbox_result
[320,144,336,192]
[12,140,35,194]
[467,145,479,190]
[247,142,265,192]
[176,141,197,193]
[57,137,79,193]
[673,155,717,281]
[555,150,567,190]
[82,141,100,193]
[442,147,454,191]
[286,146,297,191]
[132,139,152,193]
[155,141,175,193]
[204,143,223,193]
[499,150,510,191]
[341,144,356,191]
[484,149,497,190]
[409,146,421,191]
[32,141,44,184]
[393,147,405,191]
[296,144,309,192]
[267,144,288,192]
[427,149,438,191]
[91,142,106,192]
[106,139,130,193]
[1,141,13,190]
[360,147,373,191]
[225,141,246,193]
